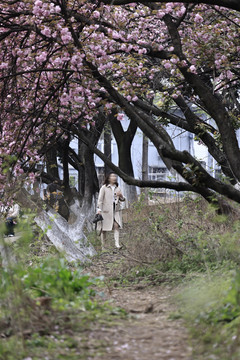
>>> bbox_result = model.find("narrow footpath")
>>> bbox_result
[87,251,193,360]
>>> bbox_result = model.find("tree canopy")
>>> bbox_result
[0,0,240,209]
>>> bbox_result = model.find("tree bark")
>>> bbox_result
[78,130,240,214]
[109,110,138,204]
[104,121,112,176]
[45,147,60,181]
[163,14,240,182]
[15,188,96,263]
[14,116,106,262]
[135,99,236,184]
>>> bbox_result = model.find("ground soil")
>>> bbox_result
[87,251,193,360]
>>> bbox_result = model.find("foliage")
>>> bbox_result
[176,269,240,359]
[90,197,240,291]
[0,258,97,308]
[0,220,127,360]
[3,197,240,358]
[86,196,240,359]
[194,270,240,325]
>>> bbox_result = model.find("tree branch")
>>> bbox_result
[135,99,192,132]
[163,14,240,182]
[173,96,235,182]
[73,128,195,192]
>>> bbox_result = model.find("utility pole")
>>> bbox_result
[141,133,149,201]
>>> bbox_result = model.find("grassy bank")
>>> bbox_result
[90,196,240,359]
[1,196,240,359]
[0,252,127,360]
[176,269,240,359]
[0,215,127,360]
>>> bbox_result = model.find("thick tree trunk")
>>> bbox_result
[163,14,240,182]
[82,145,99,230]
[45,147,60,180]
[35,198,96,263]
[77,141,99,202]
[118,140,137,204]
[61,138,71,199]
[15,187,97,263]
[37,145,98,261]
[104,121,112,176]
[109,111,138,204]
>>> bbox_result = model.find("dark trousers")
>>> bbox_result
[5,217,15,236]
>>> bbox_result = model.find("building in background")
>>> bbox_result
[57,113,229,199]
[94,116,195,194]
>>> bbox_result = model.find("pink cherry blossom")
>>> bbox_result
[194,14,203,23]
[226,70,234,80]
[117,113,124,121]
[36,51,47,63]
[0,0,239,197]
[164,62,172,70]
[189,65,197,73]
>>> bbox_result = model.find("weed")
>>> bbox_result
[0,217,127,360]
[177,268,240,359]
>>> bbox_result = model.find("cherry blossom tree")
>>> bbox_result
[0,0,240,260]
[102,0,240,11]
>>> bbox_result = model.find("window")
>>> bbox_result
[148,166,167,181]
[36,163,44,171]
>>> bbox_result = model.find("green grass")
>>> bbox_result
[86,198,240,359]
[175,268,240,359]
[0,234,127,360]
[2,198,240,359]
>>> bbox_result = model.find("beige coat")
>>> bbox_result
[97,184,125,231]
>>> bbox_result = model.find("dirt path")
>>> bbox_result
[87,251,193,360]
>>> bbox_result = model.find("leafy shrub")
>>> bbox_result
[177,269,240,359]
[201,270,240,324]
[22,258,96,300]
[0,257,98,311]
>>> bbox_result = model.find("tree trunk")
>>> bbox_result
[118,140,137,204]
[15,188,96,263]
[109,111,138,205]
[82,144,99,230]
[104,121,112,176]
[35,199,96,263]
[45,147,60,180]
[35,146,98,262]
[61,138,71,199]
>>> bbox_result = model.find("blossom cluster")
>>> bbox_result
[0,0,239,195]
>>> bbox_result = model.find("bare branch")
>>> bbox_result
[73,127,195,192]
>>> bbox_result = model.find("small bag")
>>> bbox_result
[93,214,103,224]
[93,213,103,236]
